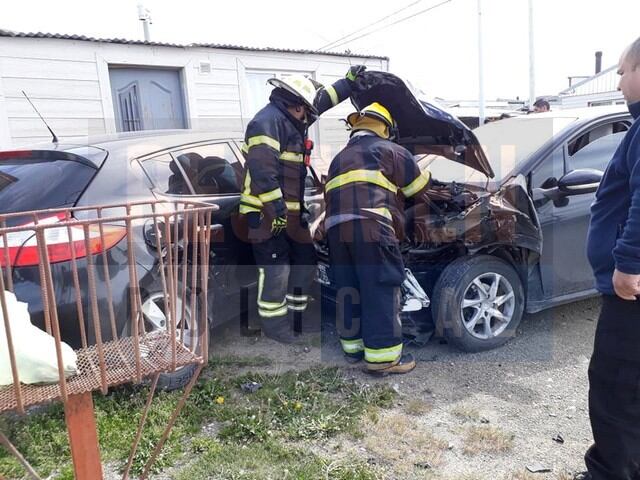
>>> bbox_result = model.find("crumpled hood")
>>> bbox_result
[351,71,495,178]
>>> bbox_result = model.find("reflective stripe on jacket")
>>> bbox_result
[240,78,354,217]
[325,134,431,234]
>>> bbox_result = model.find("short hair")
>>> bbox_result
[533,99,550,110]
[626,37,640,69]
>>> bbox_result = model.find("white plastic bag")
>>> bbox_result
[0,291,78,385]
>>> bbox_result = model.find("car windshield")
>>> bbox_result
[418,116,579,186]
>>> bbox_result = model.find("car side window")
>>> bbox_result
[567,131,626,173]
[568,121,629,157]
[140,154,193,195]
[531,147,564,190]
[172,143,242,195]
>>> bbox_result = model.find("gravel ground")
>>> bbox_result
[204,296,602,480]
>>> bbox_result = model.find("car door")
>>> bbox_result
[532,119,629,299]
[138,141,254,324]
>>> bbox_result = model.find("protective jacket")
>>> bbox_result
[240,79,354,218]
[324,133,432,236]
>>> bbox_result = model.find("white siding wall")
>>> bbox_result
[559,66,624,109]
[0,37,388,172]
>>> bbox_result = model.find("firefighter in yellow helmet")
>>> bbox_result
[325,102,432,374]
[240,67,367,343]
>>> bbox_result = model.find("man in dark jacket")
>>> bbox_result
[325,102,431,375]
[240,67,366,343]
[581,36,640,480]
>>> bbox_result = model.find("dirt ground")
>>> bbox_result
[207,296,602,480]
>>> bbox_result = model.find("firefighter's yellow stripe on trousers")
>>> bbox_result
[257,268,287,315]
[341,338,365,354]
[364,343,403,363]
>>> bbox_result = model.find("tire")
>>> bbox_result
[431,255,524,352]
[126,275,209,391]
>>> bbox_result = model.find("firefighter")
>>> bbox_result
[325,102,431,374]
[240,66,367,343]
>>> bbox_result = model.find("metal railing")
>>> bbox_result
[0,200,216,479]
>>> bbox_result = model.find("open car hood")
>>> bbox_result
[351,71,495,178]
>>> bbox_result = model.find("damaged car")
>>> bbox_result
[315,71,631,352]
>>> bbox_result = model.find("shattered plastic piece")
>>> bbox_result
[526,464,552,473]
[240,381,263,394]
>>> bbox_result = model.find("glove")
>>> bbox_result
[271,215,287,235]
[346,65,366,82]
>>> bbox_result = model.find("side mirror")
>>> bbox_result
[557,168,603,196]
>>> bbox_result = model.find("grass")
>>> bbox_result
[361,411,448,475]
[0,366,394,479]
[404,398,433,417]
[462,425,515,456]
[451,404,481,422]
[208,354,274,368]
[176,437,379,480]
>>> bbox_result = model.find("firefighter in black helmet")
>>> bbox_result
[325,102,431,374]
[240,67,367,344]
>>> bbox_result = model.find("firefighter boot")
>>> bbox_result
[262,317,303,344]
[365,353,416,375]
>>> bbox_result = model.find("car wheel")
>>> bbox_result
[126,276,209,391]
[432,255,524,352]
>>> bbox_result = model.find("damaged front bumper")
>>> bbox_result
[316,264,430,313]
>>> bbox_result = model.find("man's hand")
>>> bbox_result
[271,215,287,235]
[612,268,640,300]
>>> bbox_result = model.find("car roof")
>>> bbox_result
[27,130,239,161]
[515,105,629,121]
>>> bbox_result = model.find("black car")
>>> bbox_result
[0,132,324,388]
[315,71,630,352]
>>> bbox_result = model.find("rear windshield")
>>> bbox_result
[0,158,96,216]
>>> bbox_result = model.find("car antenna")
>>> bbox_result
[21,90,58,143]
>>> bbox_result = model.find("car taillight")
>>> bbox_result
[0,150,32,160]
[0,215,127,267]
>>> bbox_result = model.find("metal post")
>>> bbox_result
[138,4,151,42]
[477,0,485,126]
[64,393,103,480]
[528,0,536,109]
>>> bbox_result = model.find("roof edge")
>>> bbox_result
[0,29,389,61]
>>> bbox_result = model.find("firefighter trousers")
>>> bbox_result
[327,219,405,367]
[251,216,316,325]
[585,295,640,479]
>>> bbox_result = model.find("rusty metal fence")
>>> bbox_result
[0,200,216,479]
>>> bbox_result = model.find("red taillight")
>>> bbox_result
[0,150,33,160]
[0,216,127,268]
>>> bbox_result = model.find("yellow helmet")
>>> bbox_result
[347,102,395,129]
